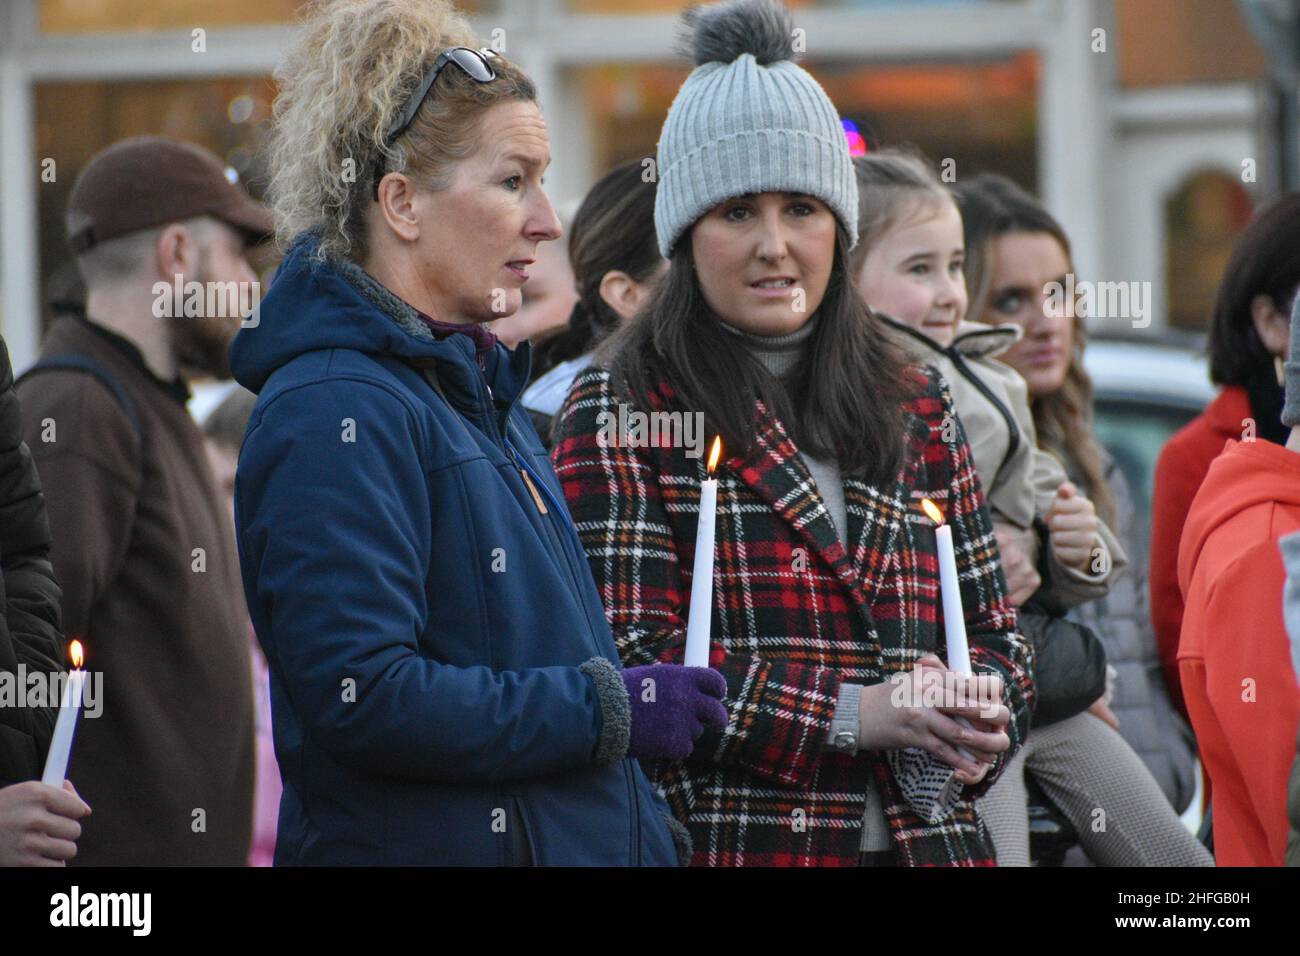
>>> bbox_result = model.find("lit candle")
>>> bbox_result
[684,437,722,667]
[921,499,971,672]
[920,500,976,761]
[42,640,86,788]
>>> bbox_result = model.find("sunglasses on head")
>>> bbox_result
[373,46,499,199]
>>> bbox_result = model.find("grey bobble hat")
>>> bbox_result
[1284,291,1300,427]
[654,0,858,259]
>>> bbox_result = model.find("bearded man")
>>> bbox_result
[16,136,271,865]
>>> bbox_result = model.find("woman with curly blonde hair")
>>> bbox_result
[230,0,725,866]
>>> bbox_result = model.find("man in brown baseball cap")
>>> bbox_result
[62,135,273,381]
[15,136,271,865]
[66,136,272,256]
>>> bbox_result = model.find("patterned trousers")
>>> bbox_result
[976,711,1213,866]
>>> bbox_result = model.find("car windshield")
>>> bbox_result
[1094,398,1202,565]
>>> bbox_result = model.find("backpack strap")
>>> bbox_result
[18,354,144,450]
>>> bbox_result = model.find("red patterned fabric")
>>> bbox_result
[551,364,1035,866]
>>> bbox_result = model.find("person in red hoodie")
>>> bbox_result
[1178,296,1300,866]
[1153,193,1300,723]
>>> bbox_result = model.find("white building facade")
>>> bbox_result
[0,0,1263,371]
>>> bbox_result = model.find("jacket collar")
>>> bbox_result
[330,251,532,417]
[69,309,191,405]
[726,397,923,611]
[1203,383,1254,436]
[952,320,1022,358]
[233,232,531,416]
[413,307,498,364]
[879,313,1022,361]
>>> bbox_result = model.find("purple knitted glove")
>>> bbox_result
[620,665,728,760]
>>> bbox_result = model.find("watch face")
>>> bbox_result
[835,731,856,752]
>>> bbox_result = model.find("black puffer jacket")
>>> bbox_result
[1019,602,1108,728]
[0,338,64,786]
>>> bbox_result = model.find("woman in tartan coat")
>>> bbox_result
[550,0,1034,866]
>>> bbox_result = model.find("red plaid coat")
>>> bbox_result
[551,365,1035,867]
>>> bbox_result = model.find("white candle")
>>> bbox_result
[932,522,972,674]
[42,642,86,788]
[921,500,976,761]
[684,438,722,668]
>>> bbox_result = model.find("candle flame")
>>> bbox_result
[920,498,944,526]
[69,640,84,670]
[707,436,722,475]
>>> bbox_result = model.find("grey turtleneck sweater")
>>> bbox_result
[721,318,849,538]
[722,317,890,852]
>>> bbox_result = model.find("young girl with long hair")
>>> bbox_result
[853,150,1209,866]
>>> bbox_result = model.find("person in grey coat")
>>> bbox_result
[952,167,1197,817]
[1278,528,1300,865]
[1068,452,1198,814]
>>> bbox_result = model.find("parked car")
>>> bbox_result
[1084,330,1215,839]
[1084,331,1215,563]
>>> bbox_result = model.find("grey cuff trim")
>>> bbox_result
[661,812,694,867]
[825,682,862,754]
[580,657,630,767]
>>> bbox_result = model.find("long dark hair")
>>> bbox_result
[1205,192,1300,444]
[531,161,660,380]
[953,173,1116,526]
[1208,192,1300,385]
[600,223,914,485]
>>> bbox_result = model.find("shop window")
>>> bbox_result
[570,52,1038,193]
[1116,0,1267,88]
[33,77,278,329]
[1164,170,1254,331]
